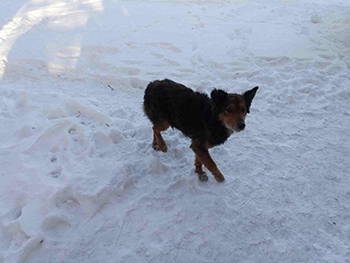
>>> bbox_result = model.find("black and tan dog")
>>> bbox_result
[143,79,258,182]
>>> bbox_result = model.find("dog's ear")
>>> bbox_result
[211,89,228,106]
[243,86,259,113]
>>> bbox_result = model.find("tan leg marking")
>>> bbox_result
[191,142,225,182]
[194,156,208,181]
[152,120,170,152]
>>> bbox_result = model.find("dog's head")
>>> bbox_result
[211,86,258,133]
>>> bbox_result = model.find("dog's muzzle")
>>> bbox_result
[226,122,245,133]
[237,122,246,131]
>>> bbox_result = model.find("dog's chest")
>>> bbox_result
[207,125,230,146]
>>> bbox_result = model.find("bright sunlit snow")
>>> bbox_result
[0,0,350,262]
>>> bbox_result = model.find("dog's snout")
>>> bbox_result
[237,122,246,130]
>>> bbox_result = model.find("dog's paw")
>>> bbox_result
[213,170,225,182]
[198,173,208,182]
[215,175,225,182]
[158,143,168,152]
[195,168,208,181]
[152,143,160,151]
[152,142,168,152]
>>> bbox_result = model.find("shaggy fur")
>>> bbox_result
[143,79,258,182]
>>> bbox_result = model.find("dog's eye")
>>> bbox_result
[242,108,246,114]
[225,107,232,113]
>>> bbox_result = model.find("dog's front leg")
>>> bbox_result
[191,143,225,182]
[194,156,209,182]
[152,122,169,152]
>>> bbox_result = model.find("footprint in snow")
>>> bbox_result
[42,215,72,237]
[146,42,182,53]
[48,166,62,179]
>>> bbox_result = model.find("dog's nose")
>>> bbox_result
[237,122,246,130]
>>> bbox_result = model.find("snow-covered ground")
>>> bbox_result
[1,0,350,262]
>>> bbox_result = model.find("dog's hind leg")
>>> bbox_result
[194,156,208,181]
[152,120,170,152]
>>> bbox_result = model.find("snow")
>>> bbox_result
[0,0,350,262]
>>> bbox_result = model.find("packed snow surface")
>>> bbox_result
[0,0,350,262]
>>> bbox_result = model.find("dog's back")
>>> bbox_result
[143,79,212,139]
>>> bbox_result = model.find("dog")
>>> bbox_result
[143,79,258,182]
